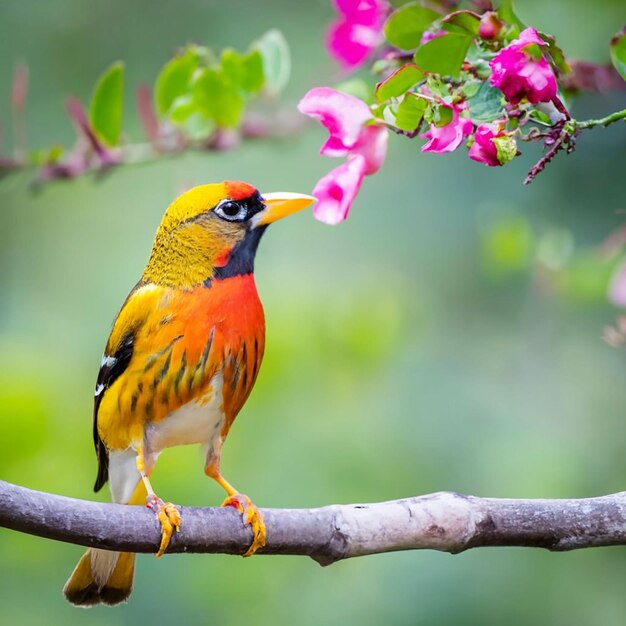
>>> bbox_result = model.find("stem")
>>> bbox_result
[524,107,625,184]
[573,108,626,131]
[11,63,29,163]
[551,96,571,121]
[524,127,571,185]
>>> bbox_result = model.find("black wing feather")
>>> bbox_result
[93,331,135,492]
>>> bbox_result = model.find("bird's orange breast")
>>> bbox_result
[97,274,265,451]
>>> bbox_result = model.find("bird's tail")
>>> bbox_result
[63,549,135,607]
[63,480,146,607]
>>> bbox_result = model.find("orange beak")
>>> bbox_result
[254,192,316,226]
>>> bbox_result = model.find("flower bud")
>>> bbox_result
[479,12,503,40]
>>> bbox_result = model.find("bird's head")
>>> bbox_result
[142,181,314,289]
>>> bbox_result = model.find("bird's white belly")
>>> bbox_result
[146,372,225,453]
[108,373,225,504]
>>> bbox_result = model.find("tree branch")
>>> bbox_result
[3,481,626,565]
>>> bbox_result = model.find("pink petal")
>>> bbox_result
[459,118,474,135]
[468,123,500,166]
[327,0,387,70]
[327,21,380,71]
[334,0,386,24]
[489,28,557,105]
[609,262,626,308]
[312,154,367,224]
[517,27,547,48]
[351,124,388,174]
[518,60,558,103]
[421,105,473,154]
[298,87,373,155]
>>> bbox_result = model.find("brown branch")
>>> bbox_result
[561,60,626,93]
[2,480,626,565]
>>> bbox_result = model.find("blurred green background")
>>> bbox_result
[1,1,626,624]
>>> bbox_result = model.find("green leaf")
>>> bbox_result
[155,48,199,116]
[432,104,453,127]
[178,112,214,141]
[610,28,626,81]
[371,103,387,120]
[221,48,265,93]
[441,10,480,36]
[528,109,551,125]
[414,33,472,78]
[425,75,451,99]
[384,3,440,50]
[335,78,373,103]
[193,68,244,128]
[468,81,504,122]
[465,42,493,78]
[252,29,290,95]
[493,135,517,165]
[496,0,525,34]
[375,65,425,102]
[168,94,197,123]
[461,80,481,99]
[537,31,570,75]
[394,93,427,131]
[89,61,124,147]
[525,43,542,62]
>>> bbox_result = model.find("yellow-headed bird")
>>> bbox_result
[63,181,314,606]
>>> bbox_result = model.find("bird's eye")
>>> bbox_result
[215,200,247,222]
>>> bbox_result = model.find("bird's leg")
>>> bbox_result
[205,459,266,557]
[136,446,181,558]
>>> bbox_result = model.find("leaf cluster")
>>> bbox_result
[1,30,291,181]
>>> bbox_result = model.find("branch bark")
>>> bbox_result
[2,480,626,565]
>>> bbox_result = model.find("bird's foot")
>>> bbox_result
[221,493,266,557]
[146,495,181,558]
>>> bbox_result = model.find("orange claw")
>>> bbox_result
[222,493,266,557]
[147,495,181,557]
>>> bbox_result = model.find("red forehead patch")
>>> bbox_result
[224,180,256,201]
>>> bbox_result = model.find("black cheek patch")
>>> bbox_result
[207,224,268,284]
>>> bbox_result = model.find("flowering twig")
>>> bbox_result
[573,107,626,130]
[298,1,626,223]
[25,117,296,186]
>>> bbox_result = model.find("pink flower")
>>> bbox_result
[489,27,558,105]
[312,155,367,224]
[298,86,388,223]
[298,86,372,156]
[421,104,473,154]
[327,0,388,71]
[468,123,504,166]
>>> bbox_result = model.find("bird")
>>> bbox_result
[63,181,315,606]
